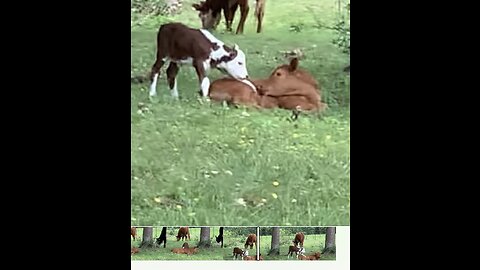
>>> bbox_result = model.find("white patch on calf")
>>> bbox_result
[201,77,210,97]
[149,73,159,97]
[198,29,249,80]
[171,78,178,98]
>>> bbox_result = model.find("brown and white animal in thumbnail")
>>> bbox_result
[244,234,257,249]
[287,245,305,258]
[149,23,250,98]
[176,227,191,241]
[233,247,248,259]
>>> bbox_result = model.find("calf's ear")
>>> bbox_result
[233,43,239,50]
[289,57,299,71]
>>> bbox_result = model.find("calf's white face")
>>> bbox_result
[217,45,249,80]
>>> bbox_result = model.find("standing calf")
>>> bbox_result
[233,247,248,259]
[287,245,305,258]
[176,227,191,241]
[149,23,250,98]
[292,232,305,248]
[244,234,257,249]
[156,227,167,248]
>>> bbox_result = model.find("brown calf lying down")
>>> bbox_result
[171,246,199,255]
[233,247,248,259]
[131,247,140,255]
[298,252,321,260]
[131,227,137,240]
[176,227,191,241]
[208,58,326,111]
[245,234,257,249]
[243,254,264,260]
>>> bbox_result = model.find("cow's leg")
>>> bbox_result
[193,61,210,97]
[223,7,232,31]
[236,2,249,34]
[256,3,265,33]
[166,62,179,98]
[229,4,239,32]
[149,55,166,97]
[164,238,167,248]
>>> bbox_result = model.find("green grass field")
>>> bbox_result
[131,227,257,260]
[259,231,335,260]
[131,0,350,226]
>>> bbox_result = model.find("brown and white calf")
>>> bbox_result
[232,247,248,259]
[287,245,305,259]
[176,227,191,241]
[298,252,321,260]
[292,232,305,248]
[149,22,250,98]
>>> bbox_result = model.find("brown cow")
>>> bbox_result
[244,234,257,249]
[193,0,249,34]
[176,227,191,241]
[253,59,326,111]
[149,22,250,98]
[293,232,305,247]
[209,58,326,111]
[131,227,137,241]
[298,252,321,260]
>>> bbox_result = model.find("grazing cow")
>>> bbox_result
[192,0,249,34]
[149,22,250,98]
[293,232,305,248]
[298,252,321,260]
[131,227,137,241]
[287,245,305,258]
[215,227,224,248]
[233,247,248,259]
[156,227,167,248]
[176,227,191,241]
[244,234,256,249]
[131,246,140,255]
